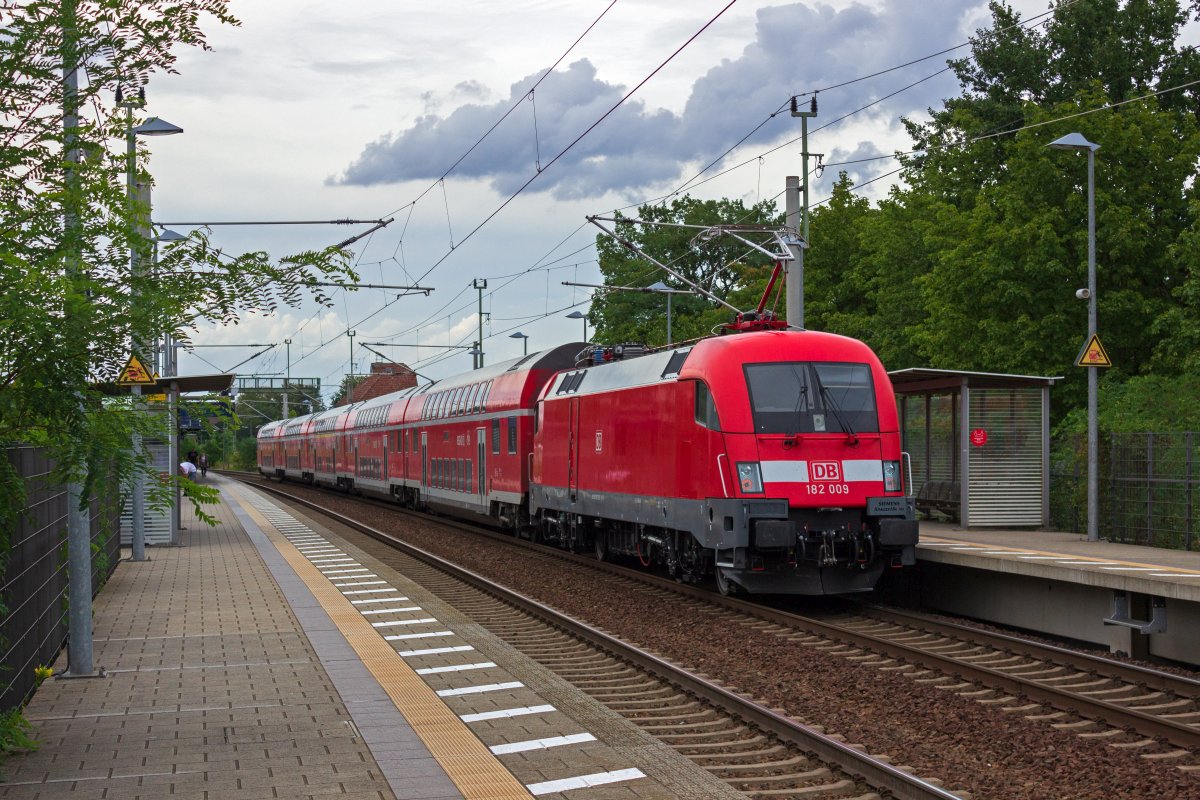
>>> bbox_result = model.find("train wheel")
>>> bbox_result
[714,566,740,596]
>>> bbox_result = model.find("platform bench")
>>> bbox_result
[915,480,961,520]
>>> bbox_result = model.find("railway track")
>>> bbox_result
[229,472,1200,795]
[232,474,961,800]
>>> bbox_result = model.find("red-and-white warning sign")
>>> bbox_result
[970,428,988,447]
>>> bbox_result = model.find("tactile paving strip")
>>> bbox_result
[224,481,742,800]
[235,492,535,800]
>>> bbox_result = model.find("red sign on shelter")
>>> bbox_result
[970,428,988,447]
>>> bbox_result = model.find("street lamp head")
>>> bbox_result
[156,228,186,242]
[508,332,528,340]
[1048,132,1099,152]
[133,117,183,137]
[647,281,670,291]
[565,311,587,320]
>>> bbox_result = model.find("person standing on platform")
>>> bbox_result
[198,453,208,477]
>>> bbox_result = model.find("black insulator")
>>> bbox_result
[811,95,817,115]
[790,96,797,114]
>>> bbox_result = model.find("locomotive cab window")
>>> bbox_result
[692,381,720,431]
[744,362,878,434]
[507,415,518,454]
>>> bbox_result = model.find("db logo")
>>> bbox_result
[811,461,841,481]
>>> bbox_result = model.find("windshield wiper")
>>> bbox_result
[816,380,858,445]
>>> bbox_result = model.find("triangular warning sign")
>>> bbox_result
[117,355,157,385]
[1075,333,1112,368]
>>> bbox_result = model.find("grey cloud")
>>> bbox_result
[332,1,977,197]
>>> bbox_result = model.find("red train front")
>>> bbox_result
[531,329,917,595]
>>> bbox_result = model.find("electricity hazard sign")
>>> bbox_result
[1074,333,1112,368]
[116,355,156,385]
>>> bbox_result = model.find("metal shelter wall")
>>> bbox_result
[965,387,1047,526]
[891,369,1057,529]
[120,439,173,545]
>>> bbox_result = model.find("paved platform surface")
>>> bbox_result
[919,520,1200,601]
[0,476,739,800]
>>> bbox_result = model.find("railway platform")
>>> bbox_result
[903,521,1200,664]
[0,476,740,800]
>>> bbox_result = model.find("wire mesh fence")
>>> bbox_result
[1050,432,1198,550]
[1,447,122,712]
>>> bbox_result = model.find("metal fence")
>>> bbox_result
[1050,432,1199,550]
[0,447,121,711]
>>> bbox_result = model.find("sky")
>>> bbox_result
[146,0,1060,406]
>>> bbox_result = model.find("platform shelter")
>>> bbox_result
[889,368,1059,528]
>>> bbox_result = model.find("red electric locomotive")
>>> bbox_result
[256,332,916,595]
[530,330,917,595]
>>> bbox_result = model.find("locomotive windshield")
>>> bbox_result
[744,362,879,434]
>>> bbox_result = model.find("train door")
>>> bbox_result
[476,427,486,503]
[568,397,580,501]
[420,431,428,487]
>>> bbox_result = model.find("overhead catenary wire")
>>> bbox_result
[290,0,742,375]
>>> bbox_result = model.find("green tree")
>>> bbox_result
[590,196,782,346]
[0,3,355,567]
[865,1,1200,419]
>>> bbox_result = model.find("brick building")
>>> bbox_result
[345,361,418,403]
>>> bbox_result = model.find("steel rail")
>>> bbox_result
[236,476,962,800]
[849,602,1200,697]
[230,473,1200,753]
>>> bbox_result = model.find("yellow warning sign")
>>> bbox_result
[1075,333,1112,368]
[116,355,157,385]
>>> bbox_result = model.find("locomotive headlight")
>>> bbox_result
[736,462,764,494]
[883,460,901,492]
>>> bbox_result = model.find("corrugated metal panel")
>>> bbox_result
[121,441,173,545]
[968,388,1043,526]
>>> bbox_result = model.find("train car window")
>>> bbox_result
[491,419,501,455]
[693,381,721,431]
[744,362,878,434]
[465,460,472,493]
[507,415,517,454]
[452,386,465,416]
[453,459,460,491]
[480,380,492,411]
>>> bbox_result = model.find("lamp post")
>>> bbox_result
[120,87,182,565]
[283,338,292,418]
[645,281,691,345]
[1049,132,1100,542]
[508,331,528,356]
[566,310,588,342]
